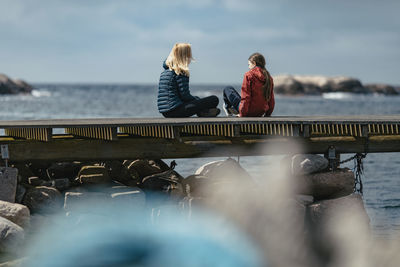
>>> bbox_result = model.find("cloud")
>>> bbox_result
[0,0,399,84]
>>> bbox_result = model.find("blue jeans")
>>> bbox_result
[223,86,240,112]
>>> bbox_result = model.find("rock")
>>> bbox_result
[22,186,63,214]
[308,193,369,225]
[78,174,111,185]
[306,193,370,262]
[12,79,33,93]
[27,162,50,180]
[52,178,71,191]
[125,159,167,180]
[118,160,141,186]
[77,165,111,185]
[12,163,34,184]
[104,160,124,181]
[109,186,146,209]
[295,194,314,205]
[28,176,45,186]
[0,167,18,203]
[28,214,48,233]
[64,191,109,212]
[182,175,213,197]
[0,258,26,266]
[0,200,30,228]
[15,185,26,204]
[364,83,399,95]
[274,75,372,95]
[0,74,21,94]
[297,168,355,200]
[0,217,24,253]
[46,162,82,180]
[274,75,304,95]
[0,74,33,94]
[195,158,253,183]
[291,154,329,175]
[141,170,184,201]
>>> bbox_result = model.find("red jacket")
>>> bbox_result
[239,66,275,117]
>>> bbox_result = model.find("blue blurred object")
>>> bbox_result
[25,203,264,267]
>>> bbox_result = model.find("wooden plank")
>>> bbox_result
[0,116,400,129]
[2,135,400,162]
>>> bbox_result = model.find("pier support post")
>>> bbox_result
[324,146,341,170]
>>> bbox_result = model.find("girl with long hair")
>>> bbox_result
[223,52,275,117]
[158,43,220,118]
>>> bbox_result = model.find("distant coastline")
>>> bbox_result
[2,73,399,96]
[273,75,399,96]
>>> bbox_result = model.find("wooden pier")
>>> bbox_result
[0,116,400,162]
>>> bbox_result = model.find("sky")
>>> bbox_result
[0,0,399,85]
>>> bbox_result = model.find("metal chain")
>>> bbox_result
[353,153,366,195]
[338,152,366,195]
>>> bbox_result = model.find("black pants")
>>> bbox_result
[223,86,240,112]
[162,95,219,118]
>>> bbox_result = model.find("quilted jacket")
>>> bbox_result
[157,61,197,113]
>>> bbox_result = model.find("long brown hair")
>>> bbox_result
[248,52,272,101]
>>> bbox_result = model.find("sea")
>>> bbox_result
[1,84,400,239]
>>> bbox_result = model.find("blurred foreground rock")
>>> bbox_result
[0,217,24,253]
[0,201,30,228]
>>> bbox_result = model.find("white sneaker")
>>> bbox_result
[223,105,239,116]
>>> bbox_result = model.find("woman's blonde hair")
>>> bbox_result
[165,43,193,76]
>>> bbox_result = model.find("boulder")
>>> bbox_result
[274,75,304,95]
[46,162,82,180]
[0,167,18,203]
[0,74,20,94]
[22,186,63,214]
[12,79,33,93]
[77,165,111,185]
[364,83,399,95]
[125,159,167,180]
[27,162,50,180]
[0,74,33,94]
[104,160,124,181]
[291,154,329,175]
[308,193,369,225]
[306,193,370,262]
[0,217,24,253]
[141,170,184,201]
[297,168,355,200]
[0,200,30,228]
[64,192,109,212]
[182,175,214,198]
[28,176,45,186]
[15,185,26,204]
[195,158,253,183]
[12,163,34,184]
[118,160,141,185]
[274,75,371,95]
[52,178,71,191]
[0,258,26,266]
[109,186,146,209]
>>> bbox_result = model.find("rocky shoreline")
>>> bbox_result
[0,155,371,266]
[274,75,399,95]
[0,74,33,95]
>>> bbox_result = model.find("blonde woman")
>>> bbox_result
[158,43,220,117]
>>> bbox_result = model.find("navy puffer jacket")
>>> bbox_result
[157,61,197,113]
